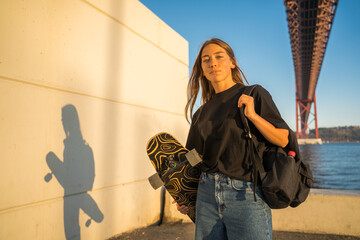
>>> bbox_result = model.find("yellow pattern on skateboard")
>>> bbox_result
[146,132,201,222]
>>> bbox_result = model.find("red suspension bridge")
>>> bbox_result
[284,0,339,140]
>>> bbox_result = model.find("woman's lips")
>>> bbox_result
[210,70,221,74]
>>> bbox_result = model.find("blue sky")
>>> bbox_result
[140,0,360,130]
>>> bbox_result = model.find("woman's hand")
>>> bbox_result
[172,200,189,215]
[238,94,257,121]
[238,94,289,148]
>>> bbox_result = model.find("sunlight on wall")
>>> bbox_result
[0,0,189,239]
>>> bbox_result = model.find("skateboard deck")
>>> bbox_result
[146,132,202,223]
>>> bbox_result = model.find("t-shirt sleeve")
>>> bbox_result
[253,85,289,130]
[252,85,299,151]
[185,109,203,154]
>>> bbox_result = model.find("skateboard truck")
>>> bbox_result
[167,155,177,169]
[148,149,202,190]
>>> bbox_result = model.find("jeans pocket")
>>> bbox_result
[230,178,249,191]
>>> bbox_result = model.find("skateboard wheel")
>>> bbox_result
[186,149,202,166]
[148,173,164,190]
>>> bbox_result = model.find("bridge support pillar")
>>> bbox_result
[296,93,319,139]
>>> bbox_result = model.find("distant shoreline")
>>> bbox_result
[309,126,360,143]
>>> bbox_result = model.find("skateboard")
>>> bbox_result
[146,132,202,223]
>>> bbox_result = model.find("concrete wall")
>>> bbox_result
[165,189,360,237]
[0,0,189,239]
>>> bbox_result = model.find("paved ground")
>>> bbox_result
[108,221,360,240]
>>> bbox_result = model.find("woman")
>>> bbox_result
[177,38,290,239]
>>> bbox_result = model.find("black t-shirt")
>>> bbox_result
[186,84,289,182]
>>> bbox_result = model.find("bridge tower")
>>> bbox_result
[284,0,339,140]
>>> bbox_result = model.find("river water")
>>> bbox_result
[299,142,360,191]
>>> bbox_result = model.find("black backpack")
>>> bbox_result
[240,85,313,209]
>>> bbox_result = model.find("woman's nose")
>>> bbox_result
[209,57,217,67]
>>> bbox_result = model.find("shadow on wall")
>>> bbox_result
[44,104,104,240]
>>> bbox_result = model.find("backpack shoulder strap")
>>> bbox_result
[242,84,259,96]
[239,84,259,138]
[239,84,267,201]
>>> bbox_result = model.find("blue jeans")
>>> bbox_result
[195,172,272,240]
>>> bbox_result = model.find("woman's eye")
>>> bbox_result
[202,58,210,63]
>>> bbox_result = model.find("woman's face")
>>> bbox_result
[201,43,235,86]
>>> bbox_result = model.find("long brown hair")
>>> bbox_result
[185,38,248,123]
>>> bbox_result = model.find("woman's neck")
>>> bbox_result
[212,81,236,93]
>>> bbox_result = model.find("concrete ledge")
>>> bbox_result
[165,189,360,237]
[272,189,360,237]
[298,138,323,145]
[310,188,360,196]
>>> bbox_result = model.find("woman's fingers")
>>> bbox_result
[238,94,256,118]
[178,205,189,214]
[237,94,253,107]
[172,200,189,215]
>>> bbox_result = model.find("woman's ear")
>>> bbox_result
[230,58,236,69]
